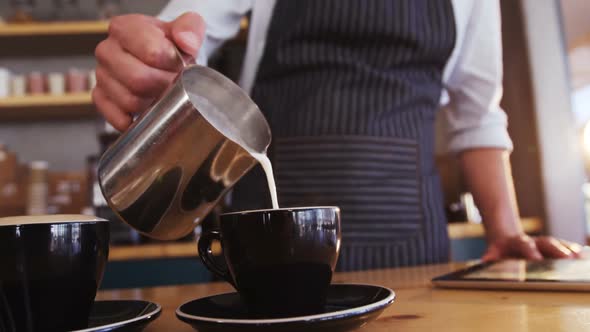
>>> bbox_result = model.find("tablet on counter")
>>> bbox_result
[432,259,590,291]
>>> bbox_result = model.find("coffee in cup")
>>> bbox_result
[198,206,340,318]
[0,215,109,331]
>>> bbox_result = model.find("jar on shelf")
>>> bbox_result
[48,72,66,96]
[26,161,49,216]
[0,68,10,98]
[27,71,46,95]
[66,68,87,93]
[10,75,26,97]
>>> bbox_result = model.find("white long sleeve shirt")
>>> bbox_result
[159,0,513,152]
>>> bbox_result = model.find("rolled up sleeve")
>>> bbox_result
[442,0,513,153]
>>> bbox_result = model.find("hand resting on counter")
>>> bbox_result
[483,234,584,261]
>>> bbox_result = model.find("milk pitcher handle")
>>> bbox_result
[173,45,196,68]
[198,231,235,287]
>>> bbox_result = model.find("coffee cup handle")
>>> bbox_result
[198,230,235,287]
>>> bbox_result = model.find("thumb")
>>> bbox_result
[169,12,206,57]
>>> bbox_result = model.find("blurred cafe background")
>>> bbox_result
[0,0,590,289]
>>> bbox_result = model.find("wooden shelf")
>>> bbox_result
[0,93,92,108]
[0,93,96,121]
[109,241,221,262]
[0,21,107,56]
[0,18,246,37]
[0,18,249,56]
[0,21,108,37]
[448,217,543,239]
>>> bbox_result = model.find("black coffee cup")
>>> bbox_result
[198,206,341,318]
[0,215,110,331]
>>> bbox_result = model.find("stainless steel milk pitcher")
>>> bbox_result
[97,65,271,240]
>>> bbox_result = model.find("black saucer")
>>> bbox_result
[176,284,395,332]
[72,300,161,332]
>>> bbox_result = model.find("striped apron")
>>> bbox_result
[231,0,457,271]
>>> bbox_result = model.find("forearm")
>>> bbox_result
[457,148,522,244]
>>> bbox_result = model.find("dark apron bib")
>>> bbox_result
[232,0,457,271]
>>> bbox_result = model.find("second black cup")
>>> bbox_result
[198,206,341,318]
[0,215,109,331]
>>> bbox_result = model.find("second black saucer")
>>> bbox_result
[73,300,161,332]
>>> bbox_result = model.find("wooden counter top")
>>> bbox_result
[109,242,194,261]
[108,242,221,261]
[447,217,542,239]
[97,262,590,331]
